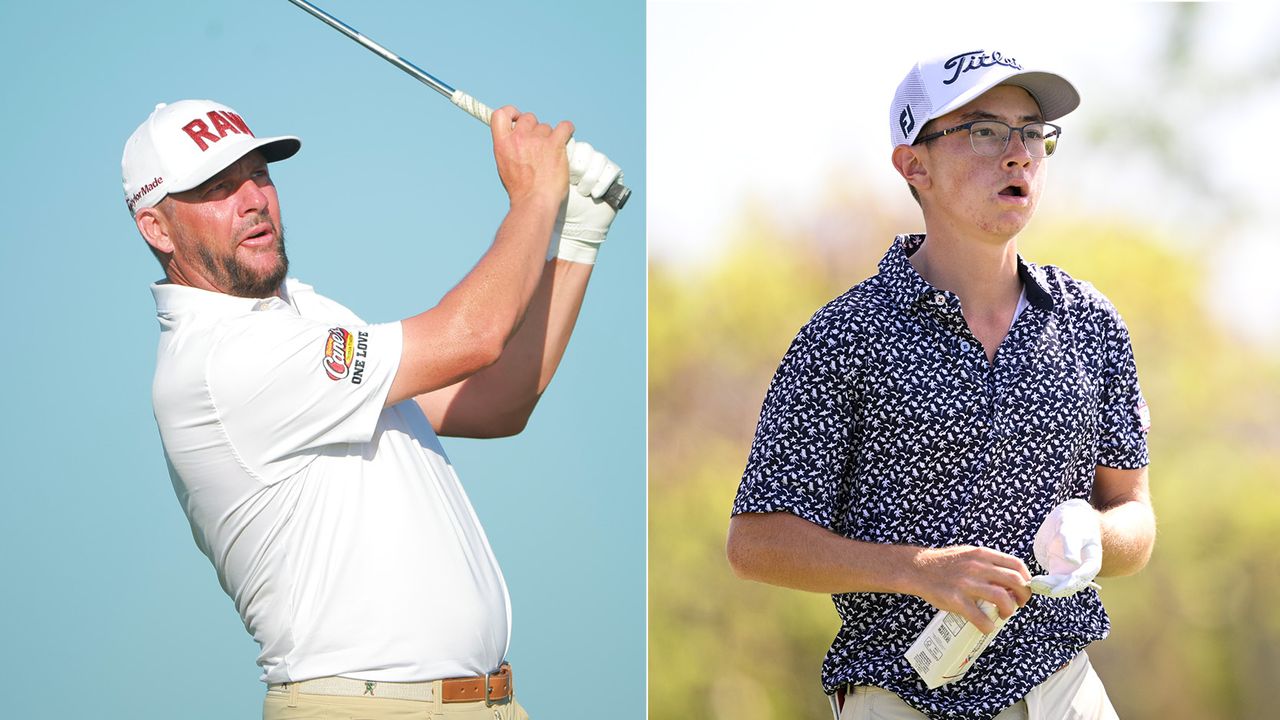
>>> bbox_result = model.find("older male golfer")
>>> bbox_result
[123,98,621,719]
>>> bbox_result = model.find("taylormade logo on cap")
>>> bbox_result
[889,49,1080,148]
[121,99,301,215]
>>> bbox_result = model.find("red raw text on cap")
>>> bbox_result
[182,110,255,152]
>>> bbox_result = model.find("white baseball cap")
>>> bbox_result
[122,99,300,214]
[889,49,1079,148]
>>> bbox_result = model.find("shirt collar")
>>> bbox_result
[1016,255,1054,310]
[877,234,936,311]
[879,234,1054,312]
[151,278,304,316]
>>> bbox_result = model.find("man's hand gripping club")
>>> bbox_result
[554,140,623,264]
[491,107,622,264]
[490,106,574,209]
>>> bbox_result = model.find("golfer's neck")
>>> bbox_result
[909,232,1022,316]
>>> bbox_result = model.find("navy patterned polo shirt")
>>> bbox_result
[733,234,1150,720]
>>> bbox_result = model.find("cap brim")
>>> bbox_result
[167,134,301,194]
[929,69,1080,125]
[258,136,301,163]
[1000,71,1080,122]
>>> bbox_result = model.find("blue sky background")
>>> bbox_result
[0,1,644,718]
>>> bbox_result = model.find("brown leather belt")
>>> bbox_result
[268,663,513,706]
[442,663,513,705]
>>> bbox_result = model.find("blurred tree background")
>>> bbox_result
[649,5,1280,719]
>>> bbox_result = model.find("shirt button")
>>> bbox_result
[933,294,946,305]
[960,340,971,352]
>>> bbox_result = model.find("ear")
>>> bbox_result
[892,144,931,194]
[136,206,175,255]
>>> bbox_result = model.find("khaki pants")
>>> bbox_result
[263,679,531,720]
[837,652,1119,720]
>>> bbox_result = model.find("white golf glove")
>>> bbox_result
[1028,499,1103,598]
[553,140,622,265]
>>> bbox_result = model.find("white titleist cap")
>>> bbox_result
[122,99,300,214]
[889,49,1079,148]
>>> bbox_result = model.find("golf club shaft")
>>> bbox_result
[285,0,455,99]
[285,0,631,211]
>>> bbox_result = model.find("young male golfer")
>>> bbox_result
[728,49,1155,720]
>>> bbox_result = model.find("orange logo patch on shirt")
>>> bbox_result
[323,327,355,381]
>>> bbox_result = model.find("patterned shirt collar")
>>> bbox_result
[880,233,1055,312]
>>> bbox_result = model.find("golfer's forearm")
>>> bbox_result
[449,195,564,349]
[726,512,917,594]
[488,258,592,395]
[420,258,591,437]
[1097,499,1156,577]
[388,196,560,405]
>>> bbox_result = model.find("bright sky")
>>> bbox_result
[649,0,1280,346]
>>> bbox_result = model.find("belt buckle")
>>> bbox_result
[484,668,510,707]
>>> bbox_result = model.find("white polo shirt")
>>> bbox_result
[151,278,510,684]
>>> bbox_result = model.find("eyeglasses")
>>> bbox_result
[913,120,1062,158]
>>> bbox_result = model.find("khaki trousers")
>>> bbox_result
[837,652,1119,720]
[263,678,531,720]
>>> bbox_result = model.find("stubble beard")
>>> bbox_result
[197,216,289,298]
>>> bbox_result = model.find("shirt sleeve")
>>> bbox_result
[1095,308,1150,469]
[733,314,855,529]
[204,312,404,483]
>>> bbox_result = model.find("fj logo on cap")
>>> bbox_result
[942,50,1022,85]
[181,110,255,152]
[900,106,916,138]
